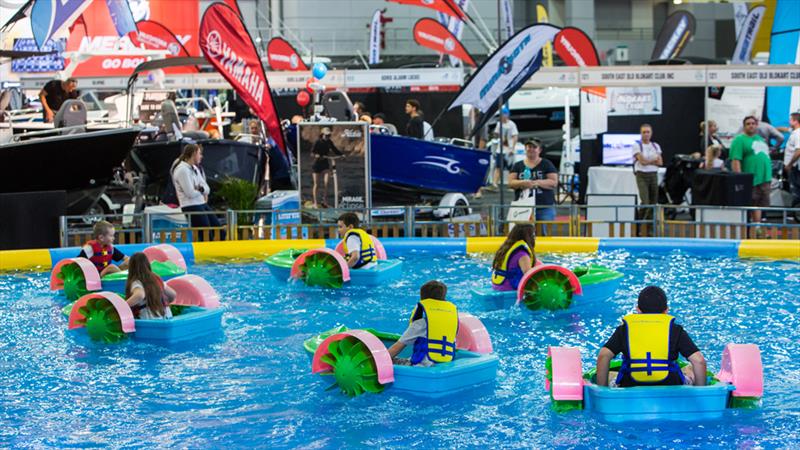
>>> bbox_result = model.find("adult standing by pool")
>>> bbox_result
[171,143,223,240]
[633,123,662,236]
[38,77,78,122]
[731,116,772,238]
[508,140,558,231]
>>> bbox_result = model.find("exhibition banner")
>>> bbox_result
[732,6,765,64]
[200,3,286,154]
[104,0,137,36]
[128,20,198,74]
[446,0,468,67]
[651,10,696,61]
[266,37,308,71]
[369,9,381,64]
[536,3,553,67]
[386,0,466,20]
[766,0,800,129]
[31,0,92,49]
[500,0,513,40]
[554,27,599,67]
[607,87,662,116]
[413,18,475,67]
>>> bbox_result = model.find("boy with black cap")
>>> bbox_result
[595,286,707,388]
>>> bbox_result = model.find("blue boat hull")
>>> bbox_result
[471,277,622,309]
[390,350,499,398]
[583,383,735,422]
[132,307,223,345]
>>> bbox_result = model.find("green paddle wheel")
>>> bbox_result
[520,269,575,311]
[319,336,383,396]
[545,355,583,412]
[298,252,345,288]
[73,297,126,343]
[57,263,93,302]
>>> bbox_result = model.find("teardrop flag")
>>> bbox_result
[267,37,308,71]
[554,27,599,67]
[413,18,475,67]
[386,0,466,20]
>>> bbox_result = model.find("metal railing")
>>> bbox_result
[58,204,800,247]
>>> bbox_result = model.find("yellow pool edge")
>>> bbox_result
[191,239,327,263]
[0,249,52,272]
[738,240,800,259]
[466,237,601,254]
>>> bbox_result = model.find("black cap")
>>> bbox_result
[638,286,668,313]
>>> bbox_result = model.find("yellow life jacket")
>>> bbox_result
[618,314,682,384]
[408,298,459,364]
[342,229,376,268]
[491,240,533,287]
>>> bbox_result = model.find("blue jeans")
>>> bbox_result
[535,206,556,236]
[182,204,225,241]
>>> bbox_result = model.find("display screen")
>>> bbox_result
[10,38,66,73]
[602,133,640,165]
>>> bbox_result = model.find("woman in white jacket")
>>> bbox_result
[171,144,223,239]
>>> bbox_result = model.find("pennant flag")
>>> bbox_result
[129,20,198,73]
[369,9,382,64]
[447,23,560,114]
[651,10,696,61]
[200,3,286,154]
[31,0,93,49]
[105,0,137,36]
[413,18,476,67]
[446,0,469,67]
[266,37,308,71]
[536,3,553,67]
[554,27,599,67]
[732,5,766,64]
[500,0,513,40]
[386,0,466,20]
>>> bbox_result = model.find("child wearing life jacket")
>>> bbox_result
[491,224,537,291]
[78,220,129,277]
[124,253,177,320]
[336,212,377,269]
[595,286,707,388]
[387,280,458,367]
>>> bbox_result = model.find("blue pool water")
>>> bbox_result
[1,250,799,448]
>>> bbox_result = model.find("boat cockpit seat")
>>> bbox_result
[0,90,10,121]
[322,90,355,121]
[54,100,87,134]
[160,100,209,141]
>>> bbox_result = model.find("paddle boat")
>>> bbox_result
[546,344,763,422]
[66,274,222,345]
[306,313,498,397]
[471,264,623,310]
[50,244,188,301]
[265,235,402,288]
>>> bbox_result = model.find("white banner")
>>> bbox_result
[448,23,560,112]
[580,89,607,137]
[447,0,468,67]
[733,3,749,39]
[607,87,662,116]
[369,9,381,65]
[501,0,513,40]
[732,6,765,64]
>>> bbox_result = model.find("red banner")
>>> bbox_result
[66,0,199,77]
[413,18,475,67]
[266,37,308,71]
[128,20,197,74]
[200,3,285,154]
[221,0,242,17]
[554,27,599,67]
[387,0,466,20]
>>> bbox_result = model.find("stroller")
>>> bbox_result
[659,154,703,219]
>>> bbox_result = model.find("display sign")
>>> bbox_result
[11,38,66,73]
[296,122,371,210]
[138,90,172,123]
[607,87,662,116]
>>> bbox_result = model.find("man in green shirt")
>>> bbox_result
[730,115,772,237]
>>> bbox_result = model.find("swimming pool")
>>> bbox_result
[1,249,799,448]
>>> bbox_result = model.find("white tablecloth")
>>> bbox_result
[587,166,666,202]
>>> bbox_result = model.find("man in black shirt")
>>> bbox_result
[596,286,707,388]
[404,99,424,139]
[39,77,79,122]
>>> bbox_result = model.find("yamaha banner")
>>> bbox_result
[369,9,382,64]
[387,0,466,20]
[413,18,476,67]
[732,6,765,64]
[554,27,599,67]
[200,3,286,154]
[129,20,197,74]
[536,3,553,67]
[651,10,696,61]
[31,0,92,49]
[267,37,308,71]
[447,23,560,113]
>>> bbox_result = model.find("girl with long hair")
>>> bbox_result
[124,253,177,319]
[171,143,224,240]
[491,224,538,291]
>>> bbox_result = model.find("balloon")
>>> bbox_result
[296,90,310,107]
[312,63,328,80]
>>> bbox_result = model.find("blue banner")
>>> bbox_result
[31,0,92,49]
[105,0,137,36]
[767,0,800,128]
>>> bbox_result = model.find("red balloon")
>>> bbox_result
[296,90,310,107]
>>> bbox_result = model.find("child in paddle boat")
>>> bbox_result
[124,253,177,320]
[336,212,378,269]
[595,286,707,388]
[78,220,129,277]
[491,223,538,291]
[388,280,458,367]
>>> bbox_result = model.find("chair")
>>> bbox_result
[321,90,355,121]
[54,99,87,134]
[160,100,208,141]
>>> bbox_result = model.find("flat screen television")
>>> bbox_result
[602,133,640,165]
